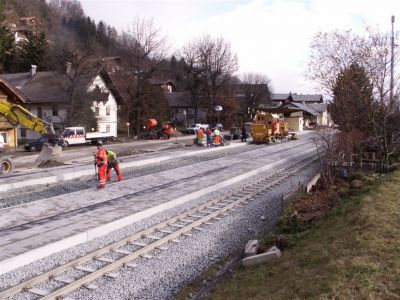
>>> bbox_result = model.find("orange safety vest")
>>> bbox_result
[95,148,107,167]
[214,134,220,145]
[197,128,204,138]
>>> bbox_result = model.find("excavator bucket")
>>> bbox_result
[35,144,62,166]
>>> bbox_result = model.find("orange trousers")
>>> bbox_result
[106,164,123,181]
[214,135,220,145]
[97,165,107,187]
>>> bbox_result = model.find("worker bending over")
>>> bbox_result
[94,141,107,188]
[106,150,123,182]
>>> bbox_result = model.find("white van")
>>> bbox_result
[62,127,115,146]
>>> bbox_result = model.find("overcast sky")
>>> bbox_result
[79,0,399,94]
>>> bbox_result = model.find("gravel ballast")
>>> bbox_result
[0,157,319,300]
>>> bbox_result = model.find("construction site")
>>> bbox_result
[0,94,324,299]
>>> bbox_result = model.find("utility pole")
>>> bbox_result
[390,15,395,104]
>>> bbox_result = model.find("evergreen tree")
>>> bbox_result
[331,63,374,133]
[0,7,14,72]
[19,31,49,70]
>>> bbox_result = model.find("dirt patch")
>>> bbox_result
[38,160,67,168]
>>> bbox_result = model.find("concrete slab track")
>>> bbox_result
[0,141,245,192]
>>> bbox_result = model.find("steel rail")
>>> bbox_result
[0,154,318,300]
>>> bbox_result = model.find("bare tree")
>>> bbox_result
[178,41,203,121]
[240,72,272,120]
[178,34,238,123]
[118,17,168,135]
[65,53,98,130]
[197,35,238,106]
[308,26,400,163]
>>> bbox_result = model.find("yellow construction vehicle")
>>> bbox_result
[0,101,59,176]
[250,112,289,144]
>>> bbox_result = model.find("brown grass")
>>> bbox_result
[205,171,400,300]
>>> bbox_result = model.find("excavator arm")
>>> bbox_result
[0,101,58,176]
[0,101,54,135]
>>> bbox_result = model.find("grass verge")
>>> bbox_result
[205,170,400,300]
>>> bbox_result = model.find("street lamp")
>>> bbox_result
[214,105,223,123]
[183,109,187,128]
[126,122,130,138]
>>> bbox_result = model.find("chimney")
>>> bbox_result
[65,62,72,75]
[30,65,37,78]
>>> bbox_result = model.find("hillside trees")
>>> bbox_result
[241,72,272,120]
[308,27,400,163]
[19,31,49,69]
[0,7,14,72]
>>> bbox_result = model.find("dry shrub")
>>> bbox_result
[336,129,367,163]
[293,192,331,225]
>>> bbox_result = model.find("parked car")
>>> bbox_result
[25,135,65,152]
[212,123,223,130]
[186,123,209,134]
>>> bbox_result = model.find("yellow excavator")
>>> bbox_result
[0,101,60,176]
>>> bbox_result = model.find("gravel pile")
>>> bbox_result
[0,160,319,300]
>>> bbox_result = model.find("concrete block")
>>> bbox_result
[242,247,281,267]
[267,246,282,256]
[244,240,259,257]
[306,172,321,193]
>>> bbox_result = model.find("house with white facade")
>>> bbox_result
[88,68,124,137]
[0,58,125,143]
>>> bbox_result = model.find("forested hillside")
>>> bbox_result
[0,0,121,73]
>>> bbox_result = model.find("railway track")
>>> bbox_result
[0,154,318,300]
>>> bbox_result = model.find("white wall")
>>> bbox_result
[285,116,303,131]
[88,75,118,137]
[318,111,328,126]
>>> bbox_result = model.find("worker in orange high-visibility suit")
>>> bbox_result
[197,127,204,145]
[94,141,107,188]
[213,128,221,146]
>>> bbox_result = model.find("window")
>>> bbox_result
[76,129,84,136]
[106,125,110,133]
[52,105,58,116]
[95,107,100,116]
[37,106,42,118]
[106,106,111,116]
[20,128,26,138]
[0,132,6,143]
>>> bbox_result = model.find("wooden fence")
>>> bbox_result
[326,160,388,177]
